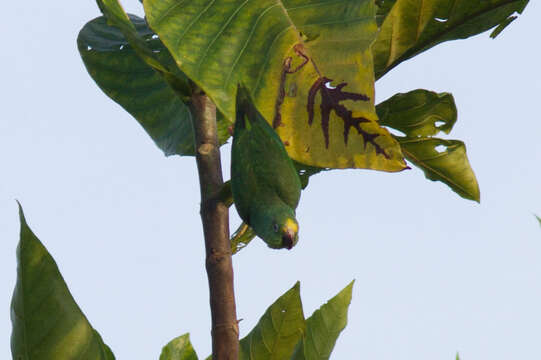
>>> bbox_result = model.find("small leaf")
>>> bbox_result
[373,0,530,79]
[239,282,305,360]
[291,281,354,360]
[377,90,457,138]
[377,89,479,202]
[399,138,480,202]
[160,333,199,360]
[11,203,115,359]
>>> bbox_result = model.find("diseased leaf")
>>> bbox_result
[144,0,406,172]
[11,203,115,360]
[373,0,529,79]
[377,89,479,201]
[239,282,305,360]
[399,138,480,202]
[291,281,354,360]
[78,15,196,156]
[160,334,199,360]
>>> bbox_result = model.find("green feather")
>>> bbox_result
[231,85,301,249]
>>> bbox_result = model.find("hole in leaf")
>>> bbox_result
[299,170,306,175]
[435,17,448,23]
[385,127,407,137]
[434,121,446,127]
[324,81,337,89]
[281,309,286,313]
[153,50,160,53]
[152,34,159,39]
[87,45,92,51]
[435,145,447,153]
[119,45,124,50]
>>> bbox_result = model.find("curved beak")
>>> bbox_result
[282,228,297,250]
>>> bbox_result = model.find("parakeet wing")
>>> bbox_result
[232,86,301,213]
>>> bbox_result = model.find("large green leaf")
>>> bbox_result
[144,0,406,172]
[78,15,196,156]
[160,334,199,360]
[377,89,479,202]
[373,0,529,79]
[291,281,354,360]
[11,204,115,360]
[239,282,305,360]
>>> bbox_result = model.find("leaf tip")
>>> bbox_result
[16,200,27,226]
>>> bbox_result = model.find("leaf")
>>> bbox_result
[456,353,461,360]
[373,0,529,79]
[375,0,398,26]
[535,215,541,228]
[239,282,305,360]
[377,89,457,138]
[291,281,354,360]
[377,89,479,202]
[399,138,480,202]
[160,334,199,360]
[144,0,406,172]
[78,15,196,156]
[11,203,115,360]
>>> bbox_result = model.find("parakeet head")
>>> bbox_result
[252,208,299,250]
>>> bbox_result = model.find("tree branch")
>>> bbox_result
[190,90,239,359]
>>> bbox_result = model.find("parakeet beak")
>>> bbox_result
[281,218,299,250]
[282,229,296,250]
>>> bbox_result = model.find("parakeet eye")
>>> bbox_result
[273,223,279,232]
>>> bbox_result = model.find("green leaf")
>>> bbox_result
[377,89,457,138]
[291,281,354,360]
[399,137,480,202]
[160,334,199,360]
[377,89,479,202]
[144,0,407,172]
[239,282,305,360]
[375,0,398,26]
[11,203,115,360]
[96,0,172,74]
[373,0,529,79]
[78,15,196,156]
[456,353,461,360]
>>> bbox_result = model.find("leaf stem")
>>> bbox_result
[190,89,239,359]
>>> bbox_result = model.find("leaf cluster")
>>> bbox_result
[11,206,353,360]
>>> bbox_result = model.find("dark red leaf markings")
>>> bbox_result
[307,77,389,159]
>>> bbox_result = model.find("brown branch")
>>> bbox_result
[190,89,239,359]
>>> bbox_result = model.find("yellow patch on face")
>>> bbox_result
[284,218,298,233]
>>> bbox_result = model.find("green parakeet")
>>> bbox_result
[231,86,302,250]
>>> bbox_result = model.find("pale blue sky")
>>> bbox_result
[2,1,540,359]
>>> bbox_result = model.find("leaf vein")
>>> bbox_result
[223,3,280,89]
